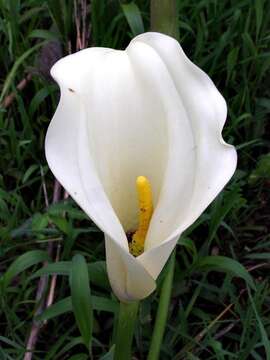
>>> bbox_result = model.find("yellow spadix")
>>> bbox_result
[129,176,153,257]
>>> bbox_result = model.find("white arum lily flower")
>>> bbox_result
[45,32,237,302]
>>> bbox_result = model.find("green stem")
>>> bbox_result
[114,301,139,360]
[147,250,176,360]
[150,0,179,39]
[147,2,178,358]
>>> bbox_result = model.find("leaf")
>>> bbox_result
[255,0,264,39]
[249,153,270,185]
[242,32,257,56]
[47,201,88,220]
[37,295,118,322]
[49,214,70,234]
[208,186,245,245]
[28,29,59,42]
[226,46,239,82]
[70,254,93,350]
[31,213,49,233]
[55,337,84,359]
[19,6,46,24]
[93,296,118,313]
[100,345,115,360]
[0,335,23,350]
[22,164,39,184]
[31,260,110,290]
[46,0,65,39]
[248,287,270,360]
[31,261,71,278]
[121,2,144,36]
[88,261,110,289]
[37,296,72,322]
[2,250,50,288]
[194,256,255,290]
[68,354,88,360]
[178,236,197,259]
[245,252,270,259]
[47,0,72,41]
[29,85,56,117]
[0,41,46,102]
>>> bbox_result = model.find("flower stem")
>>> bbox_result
[150,0,179,40]
[147,250,176,360]
[114,301,139,360]
[148,2,178,357]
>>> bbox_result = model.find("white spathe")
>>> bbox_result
[45,32,237,302]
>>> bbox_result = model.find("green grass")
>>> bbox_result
[0,0,270,359]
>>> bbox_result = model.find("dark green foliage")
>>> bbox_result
[0,0,269,358]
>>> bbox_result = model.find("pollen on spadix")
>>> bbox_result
[129,176,153,257]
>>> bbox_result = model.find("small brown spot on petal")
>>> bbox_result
[68,88,75,93]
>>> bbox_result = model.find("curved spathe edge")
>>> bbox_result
[133,32,237,279]
[46,32,237,301]
[45,77,157,302]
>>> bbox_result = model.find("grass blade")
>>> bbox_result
[194,256,255,290]
[121,2,144,36]
[2,250,50,288]
[70,254,93,351]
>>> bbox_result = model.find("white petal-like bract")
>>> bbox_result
[45,32,237,302]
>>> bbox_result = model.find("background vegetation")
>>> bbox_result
[0,0,269,359]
